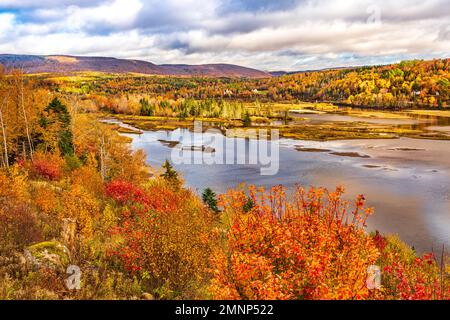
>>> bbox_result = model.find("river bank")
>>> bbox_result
[108,105,450,141]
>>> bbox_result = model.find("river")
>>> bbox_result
[108,113,450,254]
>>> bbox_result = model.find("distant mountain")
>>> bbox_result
[269,66,377,77]
[269,71,289,76]
[0,54,271,78]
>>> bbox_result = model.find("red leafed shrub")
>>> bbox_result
[27,152,64,181]
[372,230,388,251]
[105,178,215,299]
[372,233,449,300]
[105,179,149,205]
[105,179,188,215]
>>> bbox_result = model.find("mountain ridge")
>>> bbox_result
[0,54,271,78]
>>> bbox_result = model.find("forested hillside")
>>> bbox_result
[33,59,449,111]
[268,59,449,108]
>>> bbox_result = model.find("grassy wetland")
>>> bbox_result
[107,102,450,141]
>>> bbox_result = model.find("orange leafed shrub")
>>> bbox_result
[33,183,59,216]
[60,184,101,239]
[0,167,42,247]
[210,185,380,300]
[71,165,105,197]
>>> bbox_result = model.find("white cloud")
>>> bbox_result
[0,30,156,57]
[0,13,15,38]
[0,0,103,9]
[66,0,143,31]
[0,0,448,70]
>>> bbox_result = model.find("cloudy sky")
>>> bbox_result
[0,0,449,71]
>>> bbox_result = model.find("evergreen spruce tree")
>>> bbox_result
[243,197,255,213]
[202,187,219,213]
[161,160,180,188]
[242,111,251,127]
[41,97,74,156]
[139,98,154,116]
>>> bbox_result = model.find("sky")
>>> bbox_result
[0,0,449,71]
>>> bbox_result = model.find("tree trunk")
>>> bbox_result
[71,97,79,155]
[0,96,9,168]
[100,134,106,181]
[20,80,34,159]
[14,76,33,160]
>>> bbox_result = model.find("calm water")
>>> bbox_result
[110,113,450,254]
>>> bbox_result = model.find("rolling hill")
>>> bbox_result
[0,54,271,78]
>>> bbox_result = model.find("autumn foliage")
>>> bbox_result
[37,58,448,113]
[210,185,379,299]
[26,152,65,181]
[0,167,42,247]
[372,234,450,300]
[209,185,449,300]
[105,179,215,299]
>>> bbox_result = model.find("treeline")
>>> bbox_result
[0,67,73,167]
[268,59,449,108]
[134,97,247,119]
[36,90,258,121]
[0,67,147,178]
